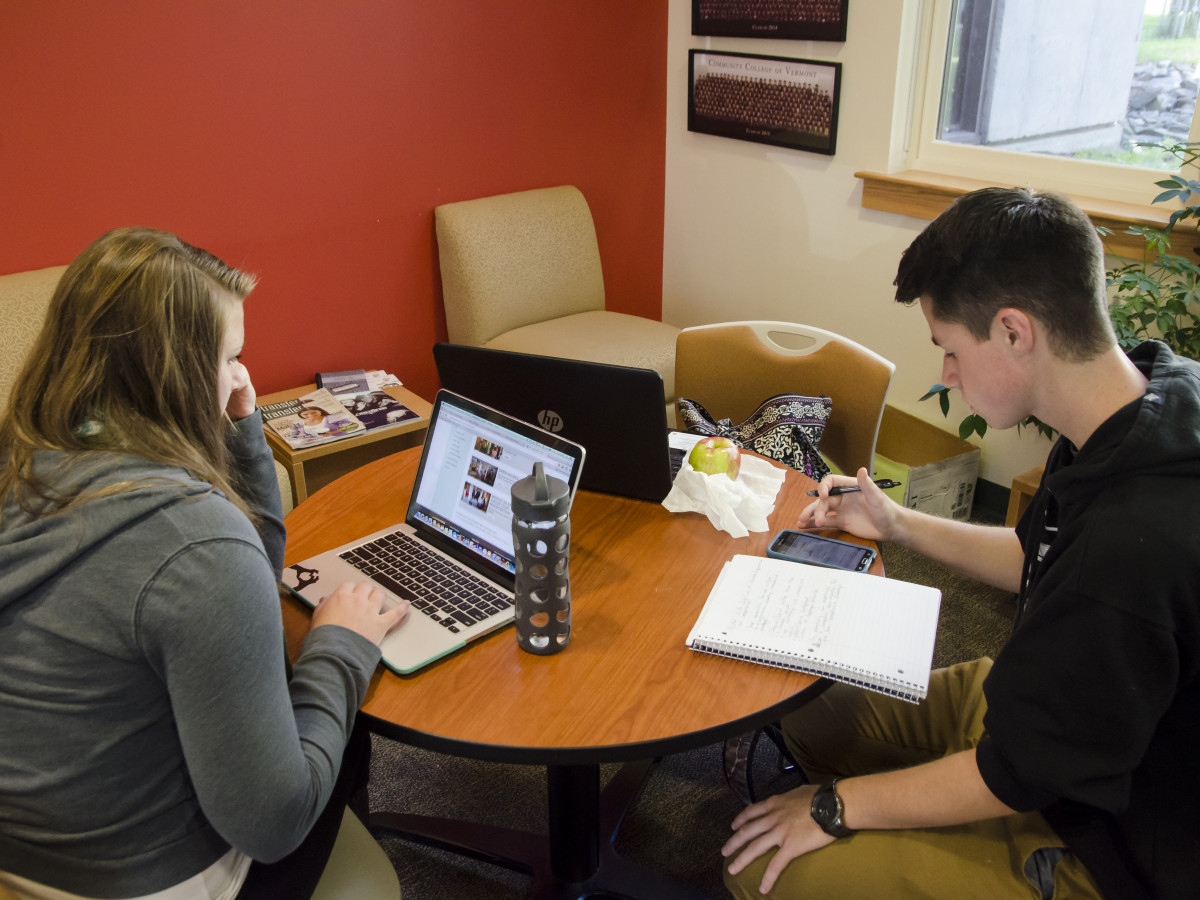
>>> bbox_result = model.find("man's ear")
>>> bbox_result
[995,307,1035,353]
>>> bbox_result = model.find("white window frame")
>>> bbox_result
[902,0,1200,207]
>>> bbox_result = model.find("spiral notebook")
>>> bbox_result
[686,555,941,703]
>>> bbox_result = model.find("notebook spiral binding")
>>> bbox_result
[690,638,924,702]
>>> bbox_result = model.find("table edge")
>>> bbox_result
[356,678,832,766]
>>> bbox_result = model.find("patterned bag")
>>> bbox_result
[677,393,832,482]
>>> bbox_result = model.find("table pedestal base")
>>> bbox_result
[368,759,711,900]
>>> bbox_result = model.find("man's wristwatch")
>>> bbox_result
[810,777,855,838]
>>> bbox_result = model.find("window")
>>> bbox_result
[908,0,1200,205]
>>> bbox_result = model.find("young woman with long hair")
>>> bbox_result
[0,228,407,899]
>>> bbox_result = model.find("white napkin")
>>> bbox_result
[661,455,788,538]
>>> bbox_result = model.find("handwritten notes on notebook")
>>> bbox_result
[686,555,942,702]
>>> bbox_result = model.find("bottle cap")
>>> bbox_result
[510,462,571,520]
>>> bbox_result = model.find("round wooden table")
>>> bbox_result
[281,447,881,899]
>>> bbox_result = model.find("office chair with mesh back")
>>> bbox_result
[434,185,680,422]
[674,321,895,478]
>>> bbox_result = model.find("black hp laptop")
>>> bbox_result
[433,343,681,502]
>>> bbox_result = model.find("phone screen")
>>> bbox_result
[770,531,872,571]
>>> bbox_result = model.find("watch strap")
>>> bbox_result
[811,776,855,838]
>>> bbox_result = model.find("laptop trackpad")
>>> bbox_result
[282,552,465,674]
[377,611,464,675]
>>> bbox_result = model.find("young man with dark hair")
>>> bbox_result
[722,188,1200,899]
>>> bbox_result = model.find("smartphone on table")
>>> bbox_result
[766,529,877,573]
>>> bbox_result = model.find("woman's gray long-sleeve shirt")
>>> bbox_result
[0,412,380,897]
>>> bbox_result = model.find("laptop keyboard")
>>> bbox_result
[668,446,685,478]
[339,532,512,634]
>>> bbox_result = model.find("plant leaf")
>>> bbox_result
[959,414,987,440]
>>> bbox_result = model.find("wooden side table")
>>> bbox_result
[1005,464,1045,527]
[257,384,432,504]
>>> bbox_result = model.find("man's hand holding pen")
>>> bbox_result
[798,468,901,544]
[805,478,901,497]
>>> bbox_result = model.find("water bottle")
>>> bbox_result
[510,461,572,654]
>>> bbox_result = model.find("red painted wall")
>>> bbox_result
[0,2,668,399]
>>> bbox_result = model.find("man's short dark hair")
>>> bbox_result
[894,187,1114,360]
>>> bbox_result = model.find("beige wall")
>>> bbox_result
[662,0,1054,488]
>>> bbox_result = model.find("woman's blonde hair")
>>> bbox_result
[0,227,258,519]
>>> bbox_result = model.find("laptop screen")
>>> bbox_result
[405,390,585,584]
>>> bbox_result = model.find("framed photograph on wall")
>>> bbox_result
[692,0,848,42]
[688,50,841,155]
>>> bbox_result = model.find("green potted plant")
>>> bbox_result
[923,141,1200,440]
[1107,142,1200,360]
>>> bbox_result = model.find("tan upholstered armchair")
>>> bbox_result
[434,185,680,422]
[0,266,295,515]
[0,265,67,409]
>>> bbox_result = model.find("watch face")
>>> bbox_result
[813,791,838,823]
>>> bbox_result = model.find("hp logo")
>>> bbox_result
[537,409,563,433]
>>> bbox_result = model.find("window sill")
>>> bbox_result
[855,169,1200,261]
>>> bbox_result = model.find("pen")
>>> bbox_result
[806,479,902,497]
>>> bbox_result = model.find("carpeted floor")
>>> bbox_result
[881,536,1016,671]
[367,517,1018,899]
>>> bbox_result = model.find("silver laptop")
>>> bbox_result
[281,389,586,674]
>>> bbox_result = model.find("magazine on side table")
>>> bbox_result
[260,388,366,450]
[261,369,419,450]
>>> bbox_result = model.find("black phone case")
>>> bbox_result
[766,530,876,572]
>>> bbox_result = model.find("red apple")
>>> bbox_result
[688,436,741,480]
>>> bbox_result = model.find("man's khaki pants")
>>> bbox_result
[723,659,1103,900]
